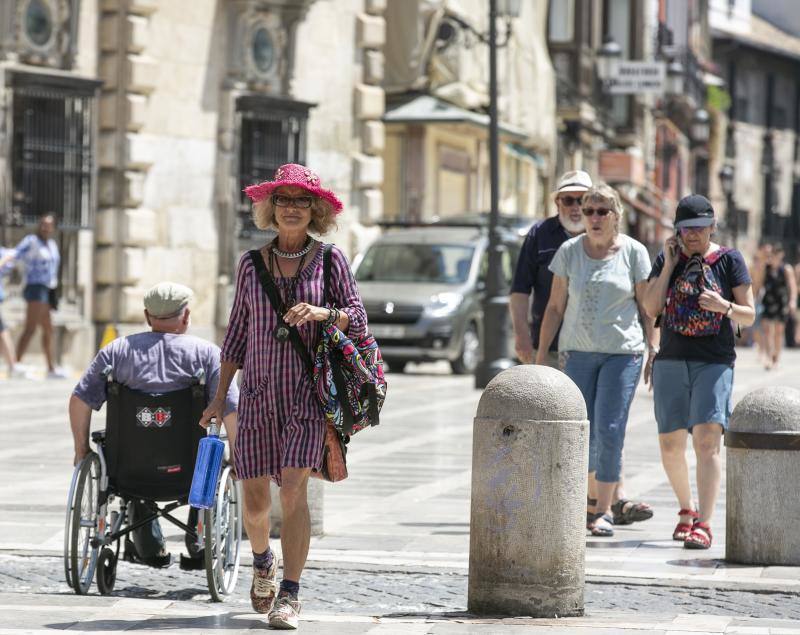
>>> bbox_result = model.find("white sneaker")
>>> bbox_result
[268,594,301,630]
[10,365,33,379]
[47,367,69,379]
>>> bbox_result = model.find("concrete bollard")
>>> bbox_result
[468,365,589,617]
[725,386,800,565]
[269,479,324,538]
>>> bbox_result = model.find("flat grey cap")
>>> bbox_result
[144,282,193,319]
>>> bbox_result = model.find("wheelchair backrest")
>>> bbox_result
[104,381,206,501]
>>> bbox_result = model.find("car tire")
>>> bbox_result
[451,323,481,375]
[385,359,408,373]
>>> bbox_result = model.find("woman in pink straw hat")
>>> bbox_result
[200,163,367,629]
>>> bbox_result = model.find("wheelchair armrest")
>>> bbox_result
[91,430,106,444]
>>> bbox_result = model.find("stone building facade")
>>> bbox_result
[0,0,387,367]
[382,0,556,222]
[710,0,800,260]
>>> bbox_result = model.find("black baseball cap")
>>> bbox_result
[675,194,715,229]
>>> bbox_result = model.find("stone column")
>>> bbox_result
[468,365,588,617]
[726,386,800,565]
[353,0,386,225]
[95,0,158,329]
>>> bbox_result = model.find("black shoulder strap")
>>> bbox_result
[323,243,333,306]
[248,249,314,376]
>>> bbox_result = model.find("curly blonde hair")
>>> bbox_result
[252,192,338,235]
[581,182,623,233]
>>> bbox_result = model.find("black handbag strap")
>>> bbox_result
[322,243,332,306]
[248,249,314,376]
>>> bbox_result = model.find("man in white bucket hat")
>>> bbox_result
[510,170,592,367]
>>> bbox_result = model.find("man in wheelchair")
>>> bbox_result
[69,282,239,569]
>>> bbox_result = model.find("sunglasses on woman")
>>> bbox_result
[272,194,314,209]
[582,207,612,217]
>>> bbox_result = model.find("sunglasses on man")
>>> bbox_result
[558,195,583,207]
[272,194,314,209]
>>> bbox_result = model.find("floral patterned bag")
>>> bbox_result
[313,245,387,437]
[663,248,731,337]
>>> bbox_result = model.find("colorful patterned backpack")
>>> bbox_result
[663,248,731,337]
[312,245,387,436]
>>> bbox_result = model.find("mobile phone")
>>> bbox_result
[670,231,682,257]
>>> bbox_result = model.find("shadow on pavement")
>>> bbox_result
[47,614,270,631]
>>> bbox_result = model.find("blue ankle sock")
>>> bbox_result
[279,579,300,597]
[253,548,273,570]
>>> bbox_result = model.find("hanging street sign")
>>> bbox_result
[605,61,666,95]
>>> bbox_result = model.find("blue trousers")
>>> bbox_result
[564,351,643,483]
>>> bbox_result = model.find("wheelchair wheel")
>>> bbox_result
[204,465,242,601]
[65,453,102,594]
[96,547,117,595]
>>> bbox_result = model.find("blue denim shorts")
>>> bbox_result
[652,359,734,433]
[23,283,50,304]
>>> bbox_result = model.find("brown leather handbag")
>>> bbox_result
[312,422,348,482]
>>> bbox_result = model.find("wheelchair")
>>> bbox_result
[64,369,242,601]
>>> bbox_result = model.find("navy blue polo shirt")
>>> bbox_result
[510,215,572,350]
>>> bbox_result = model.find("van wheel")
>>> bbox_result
[385,359,408,373]
[451,324,480,375]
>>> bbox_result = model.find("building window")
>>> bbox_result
[236,95,312,239]
[548,0,574,42]
[251,27,275,75]
[23,0,54,48]
[11,82,94,229]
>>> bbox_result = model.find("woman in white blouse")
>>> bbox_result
[537,183,657,538]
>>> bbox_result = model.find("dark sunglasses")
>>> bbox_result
[272,194,314,209]
[559,195,583,207]
[582,207,612,217]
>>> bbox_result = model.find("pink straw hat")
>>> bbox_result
[243,163,343,213]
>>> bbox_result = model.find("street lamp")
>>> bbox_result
[474,0,520,389]
[719,162,737,248]
[691,108,710,144]
[665,58,684,95]
[596,34,622,82]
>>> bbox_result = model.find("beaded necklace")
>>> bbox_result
[269,246,309,342]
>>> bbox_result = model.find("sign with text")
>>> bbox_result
[605,61,666,95]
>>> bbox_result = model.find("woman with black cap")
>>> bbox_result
[642,194,755,550]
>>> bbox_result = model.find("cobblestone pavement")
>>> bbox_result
[3,349,800,632]
[3,554,800,621]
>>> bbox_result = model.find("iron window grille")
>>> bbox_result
[236,95,312,239]
[11,84,95,230]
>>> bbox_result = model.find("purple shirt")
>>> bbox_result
[73,332,239,415]
[221,244,367,426]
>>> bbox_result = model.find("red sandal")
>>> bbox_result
[673,509,698,541]
[684,521,712,550]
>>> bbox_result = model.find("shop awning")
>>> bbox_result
[384,95,528,141]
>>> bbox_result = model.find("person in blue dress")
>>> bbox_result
[0,214,63,377]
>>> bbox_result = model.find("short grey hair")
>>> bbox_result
[582,182,623,233]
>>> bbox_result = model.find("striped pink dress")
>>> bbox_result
[221,243,368,481]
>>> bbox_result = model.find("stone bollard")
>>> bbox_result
[725,386,800,565]
[468,365,589,617]
[269,479,324,538]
